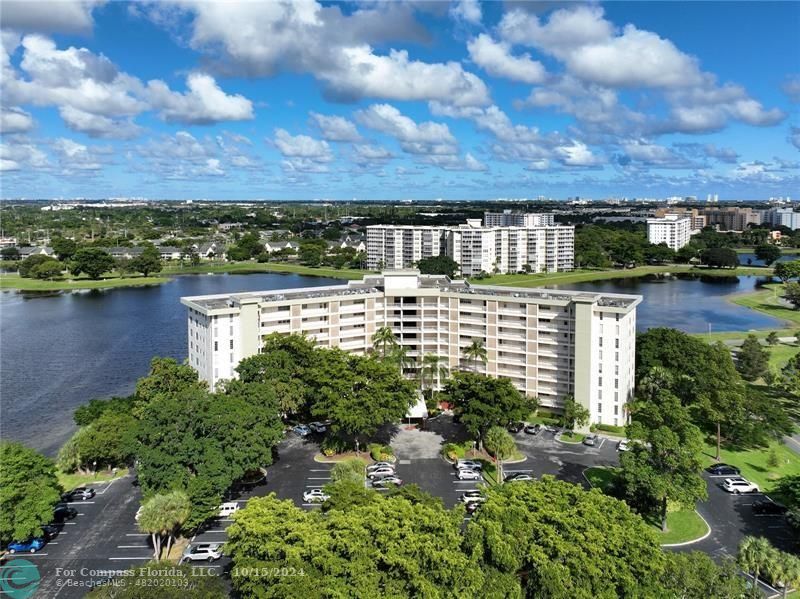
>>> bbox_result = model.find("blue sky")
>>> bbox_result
[1,0,798,200]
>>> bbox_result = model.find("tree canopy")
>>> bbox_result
[69,248,116,279]
[0,442,62,544]
[130,243,163,277]
[754,244,781,266]
[416,255,460,278]
[736,334,769,381]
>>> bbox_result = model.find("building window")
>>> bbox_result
[614,406,619,416]
[598,377,602,386]
[598,390,602,399]
[229,339,234,350]
[598,338,603,347]
[614,378,619,389]
[597,403,602,413]
[599,312,603,321]
[230,353,234,363]
[214,341,218,351]
[614,392,619,402]
[615,339,619,349]
[616,313,620,322]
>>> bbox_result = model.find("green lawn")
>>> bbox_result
[559,432,585,443]
[163,261,367,280]
[701,440,800,490]
[767,341,800,370]
[658,509,709,545]
[0,273,169,291]
[735,247,800,255]
[58,468,128,491]
[694,328,799,342]
[584,467,618,493]
[475,264,773,288]
[729,283,800,327]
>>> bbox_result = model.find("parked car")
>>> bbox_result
[544,424,560,433]
[507,422,524,433]
[465,501,482,514]
[308,422,327,434]
[706,463,741,476]
[371,476,403,488]
[53,505,78,522]
[7,538,45,554]
[455,460,483,471]
[292,424,311,437]
[367,467,396,480]
[722,477,759,494]
[303,489,330,503]
[40,525,61,540]
[524,424,541,435]
[504,473,534,482]
[752,497,788,515]
[366,462,394,471]
[180,543,224,564]
[617,439,631,452]
[460,491,486,504]
[457,468,482,481]
[218,502,240,517]
[63,487,95,501]
[582,434,598,447]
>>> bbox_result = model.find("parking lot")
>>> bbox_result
[13,418,794,597]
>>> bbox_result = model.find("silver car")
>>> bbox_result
[180,543,223,564]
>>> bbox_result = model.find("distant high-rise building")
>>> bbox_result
[647,215,692,251]
[483,210,555,227]
[764,208,800,230]
[702,207,759,231]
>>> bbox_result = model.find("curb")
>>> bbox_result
[660,511,712,547]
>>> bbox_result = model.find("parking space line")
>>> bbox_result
[309,469,332,472]
[117,545,148,549]
[66,501,96,505]
[96,479,118,495]
[125,533,148,537]
[308,477,331,480]
[109,557,151,561]
[301,503,322,507]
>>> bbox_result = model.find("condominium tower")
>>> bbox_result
[182,270,640,427]
[484,210,555,227]
[646,214,692,251]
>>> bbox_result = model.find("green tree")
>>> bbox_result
[465,477,665,598]
[784,282,800,309]
[73,396,135,426]
[226,493,484,597]
[69,247,115,279]
[310,350,416,441]
[643,243,675,264]
[755,243,781,266]
[766,331,780,345]
[773,552,800,599]
[1,246,20,260]
[371,325,397,358]
[298,240,326,266]
[444,372,537,447]
[130,243,163,276]
[329,458,366,485]
[737,536,774,597]
[657,552,747,599]
[462,338,487,371]
[138,491,191,560]
[560,394,590,431]
[419,353,449,396]
[700,247,739,268]
[0,442,62,544]
[31,259,63,280]
[737,334,769,381]
[779,353,800,395]
[483,426,517,482]
[416,255,460,278]
[74,412,138,470]
[52,237,78,261]
[619,392,707,530]
[774,260,800,283]
[87,563,226,598]
[134,357,204,408]
[18,254,56,278]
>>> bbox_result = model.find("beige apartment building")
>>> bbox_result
[182,271,641,427]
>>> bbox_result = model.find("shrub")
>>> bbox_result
[321,435,350,456]
[331,458,366,484]
[595,423,627,435]
[368,443,393,461]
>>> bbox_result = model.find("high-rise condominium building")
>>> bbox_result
[484,210,555,227]
[764,208,800,230]
[701,207,760,231]
[366,218,574,275]
[182,270,641,427]
[647,215,692,251]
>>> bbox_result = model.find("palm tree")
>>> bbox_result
[390,344,414,376]
[138,491,191,561]
[420,353,449,393]
[462,338,487,372]
[777,552,800,599]
[372,326,397,359]
[738,536,774,597]
[637,366,674,401]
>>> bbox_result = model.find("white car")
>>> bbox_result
[218,502,240,517]
[617,439,631,452]
[366,462,394,471]
[460,491,485,504]
[457,468,482,481]
[303,489,330,503]
[180,543,223,564]
[456,460,483,471]
[723,477,759,494]
[367,467,396,480]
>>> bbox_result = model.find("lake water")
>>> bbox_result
[0,271,786,456]
[0,273,342,456]
[549,274,784,333]
[737,252,797,266]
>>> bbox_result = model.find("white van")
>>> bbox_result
[218,502,240,517]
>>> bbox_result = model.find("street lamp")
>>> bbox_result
[355,440,360,456]
[92,460,97,476]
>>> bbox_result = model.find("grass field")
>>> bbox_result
[559,431,586,443]
[58,468,128,491]
[163,261,366,280]
[735,248,800,255]
[476,264,774,288]
[729,283,800,327]
[694,328,799,342]
[701,440,800,490]
[0,273,169,291]
[584,467,617,493]
[767,341,800,370]
[657,510,709,545]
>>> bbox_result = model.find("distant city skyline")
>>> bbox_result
[1,1,798,200]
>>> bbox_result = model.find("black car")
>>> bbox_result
[53,505,78,522]
[40,524,62,540]
[62,487,95,501]
[507,422,524,433]
[524,424,541,435]
[752,497,788,516]
[706,464,741,476]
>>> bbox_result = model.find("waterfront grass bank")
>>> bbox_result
[0,273,170,291]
